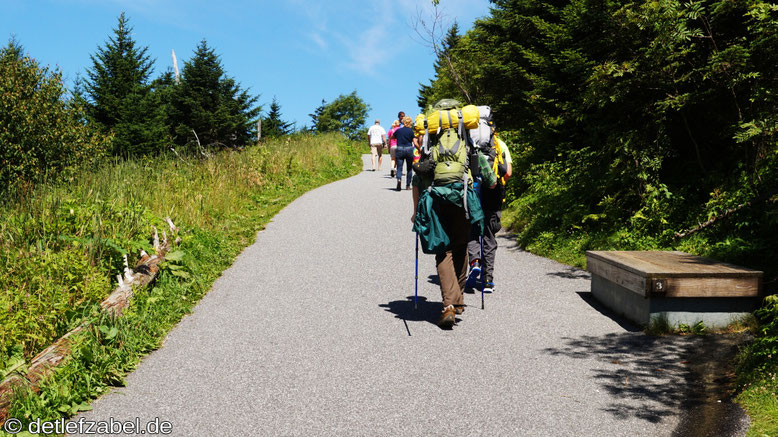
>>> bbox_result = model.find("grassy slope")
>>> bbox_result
[1,133,361,425]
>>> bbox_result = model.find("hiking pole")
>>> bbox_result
[480,234,485,310]
[414,232,419,310]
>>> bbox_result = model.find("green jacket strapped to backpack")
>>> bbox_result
[413,183,484,255]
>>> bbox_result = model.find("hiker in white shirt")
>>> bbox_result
[367,119,387,172]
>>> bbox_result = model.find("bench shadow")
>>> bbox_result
[576,291,641,332]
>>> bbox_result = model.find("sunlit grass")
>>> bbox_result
[0,133,360,368]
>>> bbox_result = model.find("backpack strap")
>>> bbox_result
[459,110,471,220]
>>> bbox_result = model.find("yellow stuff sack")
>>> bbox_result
[415,105,479,135]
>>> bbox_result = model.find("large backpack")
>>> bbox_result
[414,100,479,186]
[469,105,508,210]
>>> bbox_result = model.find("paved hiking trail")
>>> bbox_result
[74,155,749,436]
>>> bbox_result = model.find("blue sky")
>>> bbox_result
[1,0,491,131]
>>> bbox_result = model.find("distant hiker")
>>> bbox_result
[394,116,416,191]
[466,109,512,294]
[411,99,484,329]
[387,119,400,177]
[367,119,387,171]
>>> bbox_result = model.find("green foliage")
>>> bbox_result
[84,13,168,156]
[2,133,361,425]
[420,0,778,278]
[738,295,778,383]
[736,296,778,437]
[262,96,293,138]
[310,91,370,140]
[0,40,110,195]
[167,39,261,150]
[420,3,778,431]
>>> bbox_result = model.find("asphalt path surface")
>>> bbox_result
[73,155,748,436]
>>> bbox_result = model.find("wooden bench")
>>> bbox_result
[586,251,763,328]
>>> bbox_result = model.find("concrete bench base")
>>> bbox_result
[591,274,759,328]
[586,251,763,329]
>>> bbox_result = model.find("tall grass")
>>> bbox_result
[0,133,360,374]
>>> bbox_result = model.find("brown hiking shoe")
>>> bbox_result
[438,305,456,329]
[455,305,465,315]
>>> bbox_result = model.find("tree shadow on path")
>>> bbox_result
[542,324,749,436]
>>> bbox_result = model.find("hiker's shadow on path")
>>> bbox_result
[379,296,442,327]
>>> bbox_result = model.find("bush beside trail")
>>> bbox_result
[0,133,361,424]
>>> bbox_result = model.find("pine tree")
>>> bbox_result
[85,12,166,156]
[308,99,327,132]
[169,39,260,148]
[262,97,292,138]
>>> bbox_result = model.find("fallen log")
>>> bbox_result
[0,219,178,423]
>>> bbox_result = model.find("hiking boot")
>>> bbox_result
[396,181,402,191]
[466,261,481,288]
[483,281,494,293]
[438,305,456,329]
[455,305,465,315]
[390,169,396,177]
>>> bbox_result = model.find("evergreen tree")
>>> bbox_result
[169,39,260,149]
[308,99,327,132]
[85,12,167,156]
[262,97,292,138]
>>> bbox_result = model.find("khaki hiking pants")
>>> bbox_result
[434,201,469,308]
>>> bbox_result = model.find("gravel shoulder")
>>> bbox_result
[73,154,748,436]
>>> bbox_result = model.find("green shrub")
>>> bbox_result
[0,41,110,196]
[738,295,778,384]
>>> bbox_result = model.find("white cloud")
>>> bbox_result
[283,0,489,76]
[338,20,391,76]
[309,32,327,50]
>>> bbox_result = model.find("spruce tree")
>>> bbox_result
[169,39,260,149]
[308,99,327,132]
[85,12,166,156]
[263,97,292,137]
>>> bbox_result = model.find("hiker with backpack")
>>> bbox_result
[411,99,484,329]
[393,116,416,191]
[367,119,387,172]
[465,109,512,294]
